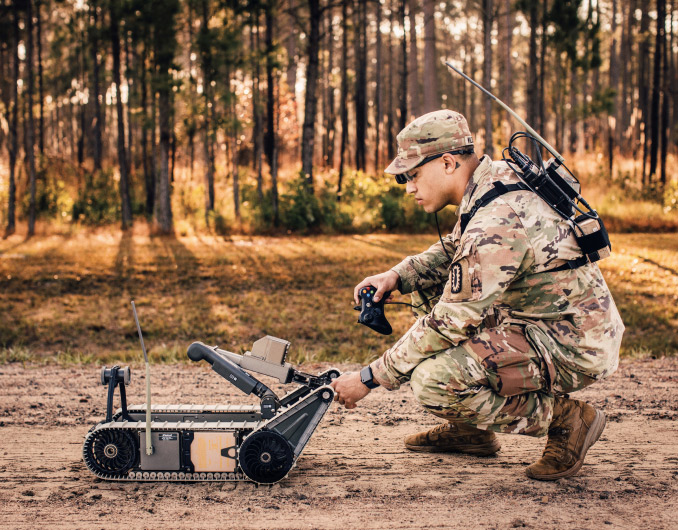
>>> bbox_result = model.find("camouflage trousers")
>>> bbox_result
[408,289,596,437]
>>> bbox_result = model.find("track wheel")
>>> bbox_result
[85,429,138,476]
[238,430,294,484]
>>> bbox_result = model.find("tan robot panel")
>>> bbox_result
[190,432,237,472]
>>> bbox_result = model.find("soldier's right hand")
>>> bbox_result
[354,270,400,304]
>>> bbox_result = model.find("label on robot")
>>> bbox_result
[190,432,237,472]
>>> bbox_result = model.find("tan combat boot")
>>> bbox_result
[404,422,501,456]
[526,396,606,481]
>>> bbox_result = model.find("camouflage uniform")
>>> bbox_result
[372,111,624,437]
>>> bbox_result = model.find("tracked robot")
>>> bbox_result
[83,303,339,485]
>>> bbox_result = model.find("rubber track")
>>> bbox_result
[83,422,271,483]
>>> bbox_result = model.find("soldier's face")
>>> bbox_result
[405,154,468,212]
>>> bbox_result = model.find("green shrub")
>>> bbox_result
[71,169,120,224]
[20,166,73,221]
[280,174,323,231]
[663,179,678,212]
[380,187,406,229]
[241,181,275,230]
[317,186,354,233]
[208,210,230,235]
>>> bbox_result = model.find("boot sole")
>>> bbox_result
[405,438,501,456]
[526,409,606,481]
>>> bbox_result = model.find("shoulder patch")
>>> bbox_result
[450,262,463,293]
[443,257,475,301]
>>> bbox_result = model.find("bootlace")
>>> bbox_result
[542,426,571,460]
[430,423,454,435]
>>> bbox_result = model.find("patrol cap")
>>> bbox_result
[384,110,474,175]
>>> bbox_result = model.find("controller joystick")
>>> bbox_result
[355,285,392,335]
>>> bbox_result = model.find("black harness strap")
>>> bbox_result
[459,180,589,272]
[460,182,529,234]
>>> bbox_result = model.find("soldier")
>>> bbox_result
[330,109,624,480]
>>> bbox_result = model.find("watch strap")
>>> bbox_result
[360,365,379,389]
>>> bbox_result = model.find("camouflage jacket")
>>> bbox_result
[371,155,625,390]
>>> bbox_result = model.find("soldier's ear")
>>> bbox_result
[442,153,459,174]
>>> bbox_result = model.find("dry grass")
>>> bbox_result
[0,224,676,365]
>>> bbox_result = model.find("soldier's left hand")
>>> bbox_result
[330,372,371,409]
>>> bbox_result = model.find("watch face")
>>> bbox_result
[360,366,378,388]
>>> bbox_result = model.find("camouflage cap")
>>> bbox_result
[384,110,474,175]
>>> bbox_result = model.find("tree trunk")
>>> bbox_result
[5,1,20,236]
[151,66,158,199]
[124,30,134,169]
[407,0,418,120]
[170,128,176,184]
[386,0,395,161]
[502,0,512,129]
[354,0,367,171]
[619,0,635,150]
[285,0,298,94]
[228,65,240,222]
[26,0,37,236]
[337,0,349,199]
[399,0,407,130]
[649,0,665,181]
[250,7,264,201]
[90,0,103,170]
[152,0,179,234]
[284,0,299,161]
[463,18,471,123]
[569,64,578,154]
[201,0,215,217]
[323,3,335,169]
[538,0,547,133]
[482,0,493,157]
[77,18,86,166]
[660,0,669,186]
[670,0,677,170]
[374,0,382,170]
[584,2,598,153]
[157,85,173,233]
[300,0,321,190]
[265,0,277,173]
[36,0,44,156]
[422,0,437,113]
[187,1,196,182]
[140,42,154,216]
[526,0,538,134]
[638,3,651,183]
[271,50,280,225]
[608,0,619,175]
[111,0,133,229]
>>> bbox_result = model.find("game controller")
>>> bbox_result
[355,285,392,335]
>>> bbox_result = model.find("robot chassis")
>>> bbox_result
[83,335,340,485]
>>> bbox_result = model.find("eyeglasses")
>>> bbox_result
[395,149,475,184]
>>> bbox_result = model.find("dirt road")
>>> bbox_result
[1,358,676,530]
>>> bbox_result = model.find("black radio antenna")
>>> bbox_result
[445,61,565,164]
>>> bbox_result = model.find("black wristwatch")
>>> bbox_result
[360,365,380,389]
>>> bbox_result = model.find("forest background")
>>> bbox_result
[0,0,677,364]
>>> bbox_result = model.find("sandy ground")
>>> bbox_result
[0,357,676,530]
